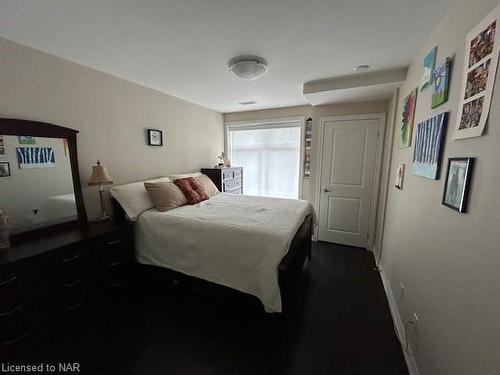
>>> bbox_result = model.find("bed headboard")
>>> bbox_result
[111,197,129,225]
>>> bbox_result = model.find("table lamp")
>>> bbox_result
[88,160,113,221]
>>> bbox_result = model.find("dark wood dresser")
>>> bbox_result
[201,167,243,194]
[0,221,134,355]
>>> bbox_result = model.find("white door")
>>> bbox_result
[318,117,380,248]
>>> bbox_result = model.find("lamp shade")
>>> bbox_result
[88,160,113,186]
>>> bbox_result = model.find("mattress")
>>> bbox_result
[135,193,316,312]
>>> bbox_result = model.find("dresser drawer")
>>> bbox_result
[233,168,242,178]
[0,276,23,314]
[0,304,27,345]
[224,177,242,191]
[223,170,234,180]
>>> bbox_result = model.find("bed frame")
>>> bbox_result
[111,197,312,312]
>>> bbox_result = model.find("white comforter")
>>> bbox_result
[135,193,316,312]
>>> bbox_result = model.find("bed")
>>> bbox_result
[111,187,315,313]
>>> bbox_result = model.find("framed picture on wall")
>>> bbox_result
[0,162,10,177]
[147,129,163,146]
[442,158,475,213]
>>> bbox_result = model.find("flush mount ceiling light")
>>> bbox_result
[229,56,268,80]
[353,64,370,72]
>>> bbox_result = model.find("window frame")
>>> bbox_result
[224,117,306,199]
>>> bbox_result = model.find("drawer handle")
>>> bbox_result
[110,260,122,267]
[0,304,23,318]
[64,279,81,288]
[107,239,121,246]
[0,275,19,287]
[67,301,83,311]
[3,332,27,346]
[60,254,80,263]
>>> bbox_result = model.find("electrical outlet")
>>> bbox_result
[400,282,405,301]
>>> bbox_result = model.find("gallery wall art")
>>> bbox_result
[412,112,448,180]
[454,4,500,139]
[17,147,55,169]
[400,88,418,148]
[432,58,451,108]
[303,117,312,178]
[442,158,474,213]
[0,136,4,156]
[420,46,437,91]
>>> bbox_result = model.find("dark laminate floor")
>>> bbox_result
[7,242,408,375]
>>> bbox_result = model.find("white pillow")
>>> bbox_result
[110,177,170,220]
[168,172,202,180]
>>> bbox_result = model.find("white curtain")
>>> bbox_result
[228,122,301,199]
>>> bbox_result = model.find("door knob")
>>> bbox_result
[324,188,331,193]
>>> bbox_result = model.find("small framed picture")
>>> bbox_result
[0,162,10,177]
[442,158,474,213]
[147,129,163,146]
[18,135,36,145]
[395,163,405,189]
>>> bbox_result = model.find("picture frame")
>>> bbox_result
[395,163,405,190]
[18,135,36,145]
[147,129,163,146]
[0,162,10,177]
[442,158,475,213]
[400,88,418,148]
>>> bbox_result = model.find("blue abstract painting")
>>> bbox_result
[412,113,448,180]
[17,147,55,169]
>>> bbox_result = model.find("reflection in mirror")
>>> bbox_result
[0,135,77,234]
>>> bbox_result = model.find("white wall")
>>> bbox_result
[380,0,500,374]
[0,38,223,220]
[224,100,389,207]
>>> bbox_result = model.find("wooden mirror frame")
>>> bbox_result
[0,118,88,240]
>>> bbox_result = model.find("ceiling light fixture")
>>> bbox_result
[229,56,268,80]
[353,64,370,72]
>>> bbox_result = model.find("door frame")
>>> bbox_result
[314,113,386,249]
[224,116,306,199]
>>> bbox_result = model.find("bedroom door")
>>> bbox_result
[317,115,383,248]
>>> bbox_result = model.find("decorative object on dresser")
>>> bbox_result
[200,167,243,194]
[88,160,114,221]
[147,128,163,146]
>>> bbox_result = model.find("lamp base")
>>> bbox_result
[98,213,111,222]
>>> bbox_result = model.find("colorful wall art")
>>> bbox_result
[432,58,451,108]
[420,46,437,91]
[395,163,405,190]
[400,88,418,148]
[17,147,55,169]
[412,112,448,180]
[454,5,500,139]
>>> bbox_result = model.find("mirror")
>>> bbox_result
[0,135,78,234]
[0,118,87,241]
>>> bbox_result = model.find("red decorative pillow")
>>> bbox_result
[173,177,209,205]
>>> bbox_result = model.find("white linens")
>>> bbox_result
[135,193,316,312]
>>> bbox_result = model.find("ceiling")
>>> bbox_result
[0,0,450,113]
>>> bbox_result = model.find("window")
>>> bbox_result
[227,120,302,199]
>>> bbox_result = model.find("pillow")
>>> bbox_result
[144,181,187,212]
[174,177,209,205]
[110,177,170,220]
[195,175,219,197]
[168,172,202,180]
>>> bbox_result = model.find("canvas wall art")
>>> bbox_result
[412,112,448,180]
[17,147,55,169]
[442,158,474,213]
[420,46,437,91]
[454,4,500,139]
[400,88,418,148]
[432,58,451,108]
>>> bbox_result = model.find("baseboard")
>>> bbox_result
[378,268,421,375]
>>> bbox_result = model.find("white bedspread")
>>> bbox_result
[135,193,316,312]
